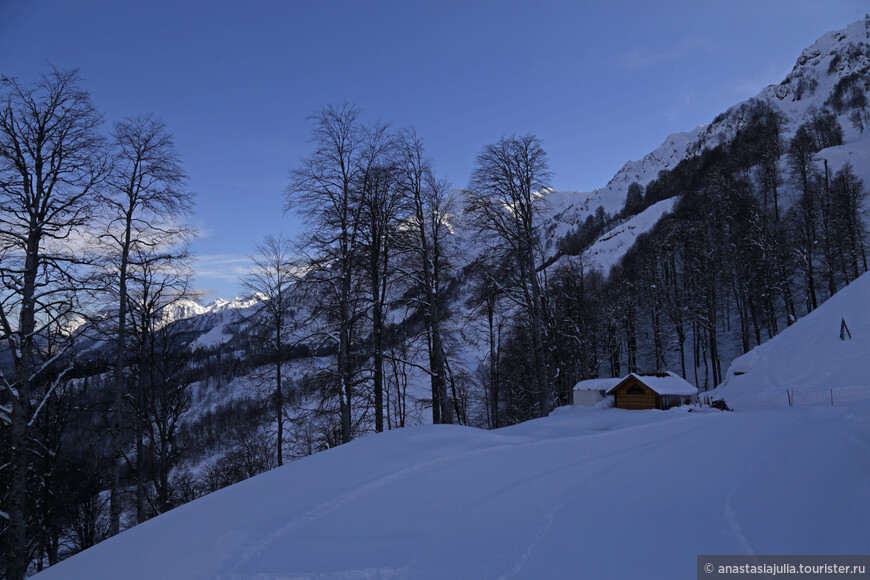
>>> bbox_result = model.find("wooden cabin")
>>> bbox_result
[606,372,697,410]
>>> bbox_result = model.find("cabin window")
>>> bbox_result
[626,384,645,395]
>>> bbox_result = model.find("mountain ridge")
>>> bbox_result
[542,17,870,262]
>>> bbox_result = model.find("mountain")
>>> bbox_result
[36,264,870,579]
[164,295,262,348]
[123,17,870,426]
[542,17,870,269]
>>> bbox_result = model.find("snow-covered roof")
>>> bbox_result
[573,377,622,392]
[606,372,698,396]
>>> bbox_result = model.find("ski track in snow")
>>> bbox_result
[496,419,710,579]
[217,436,529,577]
[723,470,756,556]
[221,416,708,579]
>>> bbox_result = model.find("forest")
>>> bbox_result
[1,62,867,578]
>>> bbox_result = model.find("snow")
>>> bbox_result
[34,255,870,578]
[715,270,870,410]
[582,197,678,273]
[572,377,621,392]
[195,323,231,348]
[817,136,870,189]
[613,372,699,396]
[41,236,870,580]
[574,373,697,398]
[542,18,870,272]
[34,401,870,580]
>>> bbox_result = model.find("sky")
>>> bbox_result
[1,0,868,300]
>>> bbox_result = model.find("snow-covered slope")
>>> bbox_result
[543,17,870,269]
[546,129,704,242]
[715,270,870,409]
[34,400,870,579]
[581,197,678,272]
[159,295,261,348]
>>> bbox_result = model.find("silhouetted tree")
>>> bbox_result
[622,182,645,216]
[286,104,365,444]
[467,135,553,416]
[104,114,191,534]
[241,235,298,466]
[0,69,106,580]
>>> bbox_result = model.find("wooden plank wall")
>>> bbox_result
[613,377,659,410]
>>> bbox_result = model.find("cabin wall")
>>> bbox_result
[573,390,604,406]
[612,377,658,410]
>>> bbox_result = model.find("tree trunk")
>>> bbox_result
[276,355,283,466]
[529,268,550,416]
[7,235,40,580]
[111,216,133,536]
[487,299,499,429]
[136,374,146,524]
[371,255,384,433]
[339,232,353,444]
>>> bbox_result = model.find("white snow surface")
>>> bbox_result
[166,296,260,324]
[35,402,870,579]
[43,208,870,580]
[582,197,678,273]
[715,270,870,409]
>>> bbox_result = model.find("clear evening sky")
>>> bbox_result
[1,0,866,300]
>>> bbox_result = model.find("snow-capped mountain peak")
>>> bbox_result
[543,17,870,266]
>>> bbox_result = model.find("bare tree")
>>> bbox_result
[286,104,365,445]
[357,125,405,432]
[395,130,453,424]
[0,69,106,580]
[240,234,297,465]
[830,163,868,279]
[103,114,191,533]
[788,124,821,312]
[466,135,553,417]
[125,244,194,519]
[465,252,510,428]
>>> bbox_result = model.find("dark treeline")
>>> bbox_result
[1,64,868,578]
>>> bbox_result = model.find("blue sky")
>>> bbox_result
[1,0,867,300]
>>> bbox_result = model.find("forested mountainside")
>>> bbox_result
[4,17,870,577]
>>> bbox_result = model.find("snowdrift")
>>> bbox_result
[715,271,870,409]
